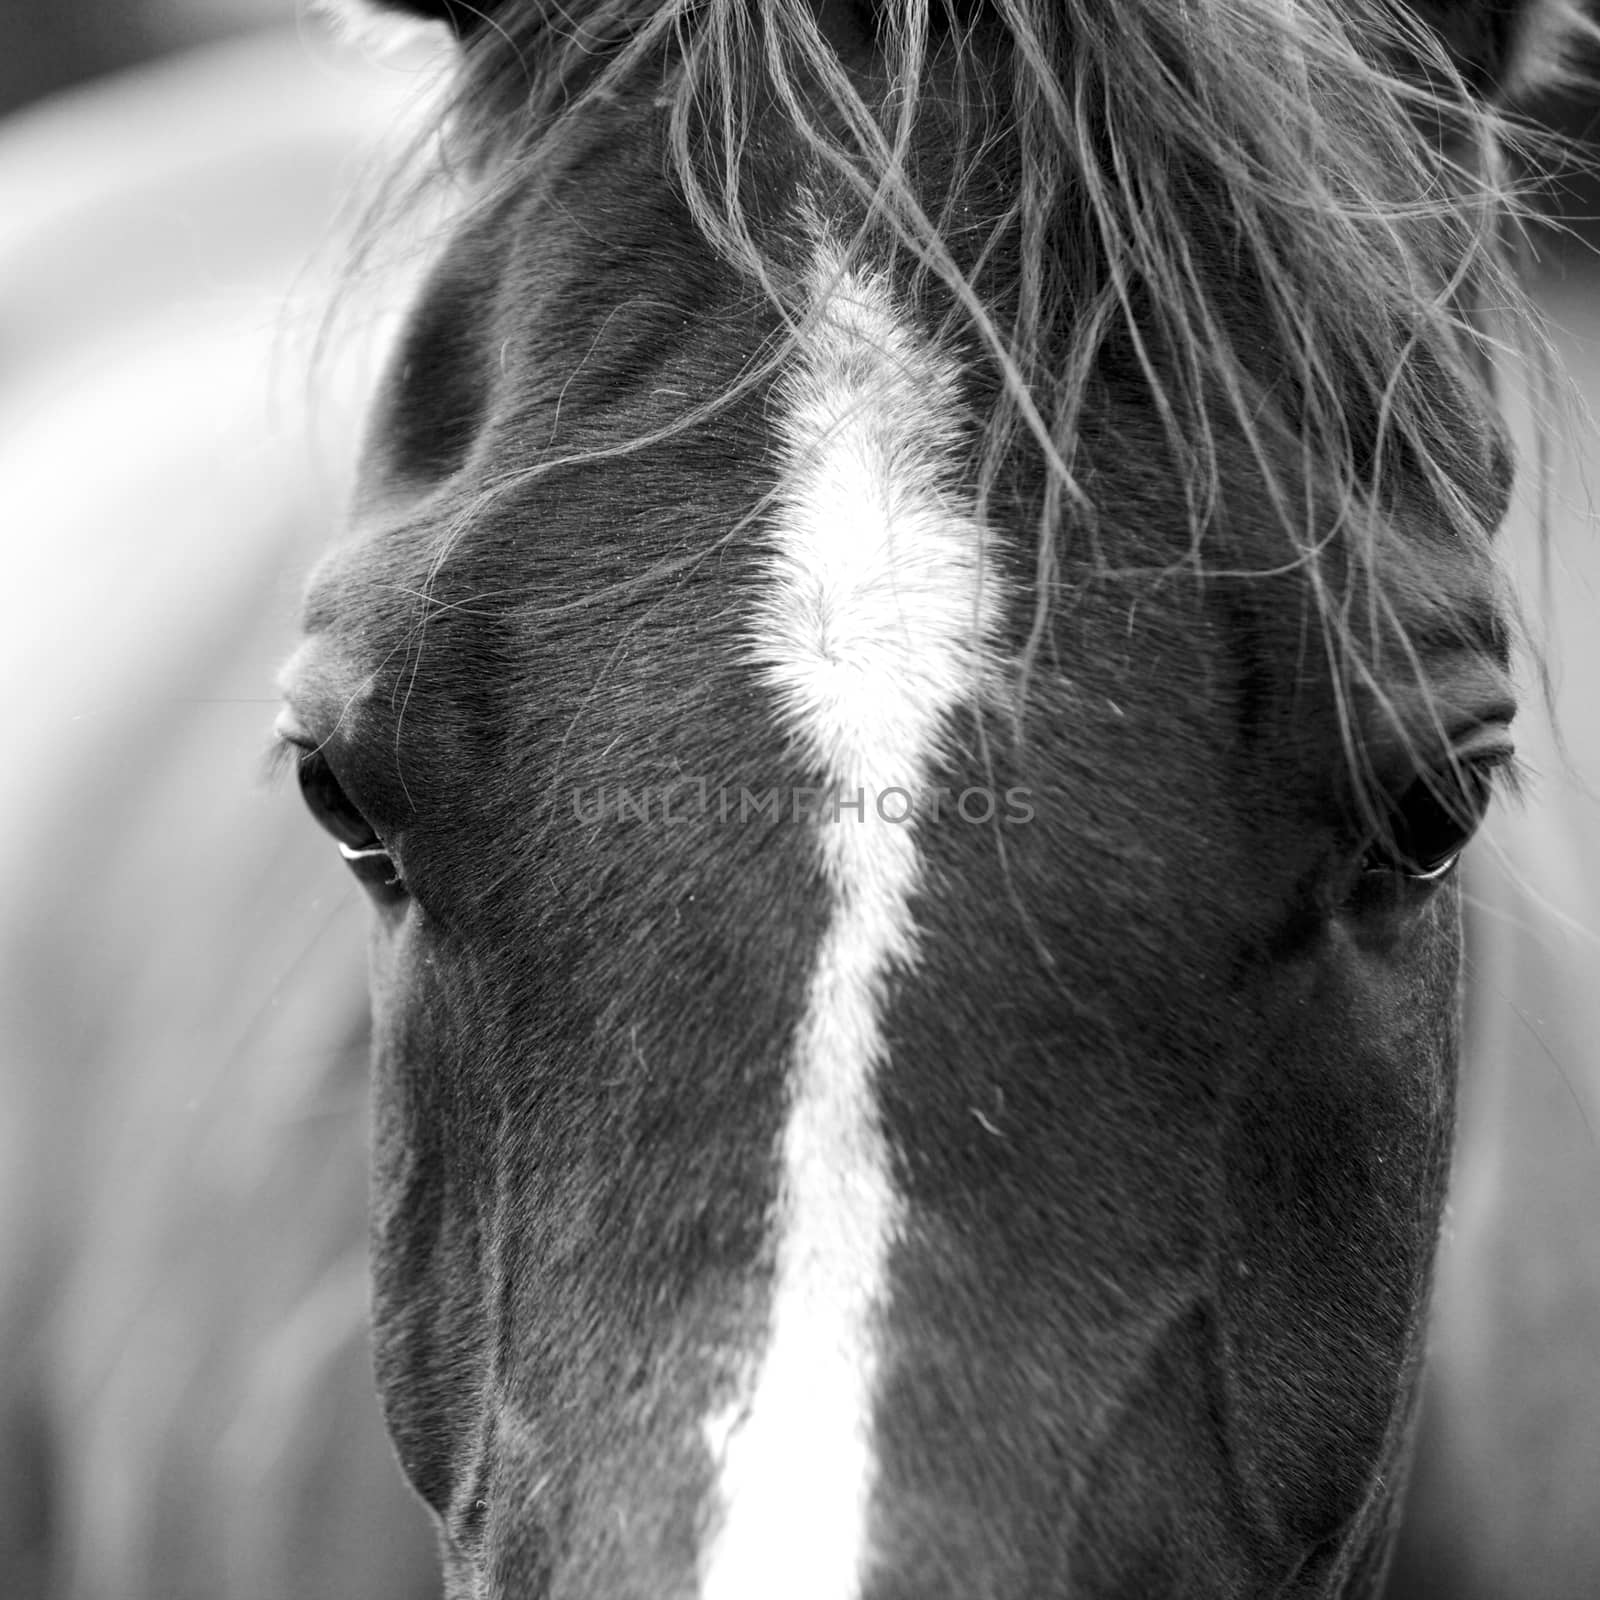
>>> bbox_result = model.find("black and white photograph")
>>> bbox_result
[3,3,1599,1596]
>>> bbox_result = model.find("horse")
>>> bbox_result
[6,5,1599,1600]
[268,1,1599,1596]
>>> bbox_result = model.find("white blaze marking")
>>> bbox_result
[700,233,999,1599]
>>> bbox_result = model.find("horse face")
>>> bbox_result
[283,2,1572,1594]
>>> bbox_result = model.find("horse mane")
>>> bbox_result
[380,0,1588,731]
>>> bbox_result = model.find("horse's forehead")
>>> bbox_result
[311,112,1519,756]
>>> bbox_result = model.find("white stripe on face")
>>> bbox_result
[700,227,1000,1600]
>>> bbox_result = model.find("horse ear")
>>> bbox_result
[1403,0,1592,101]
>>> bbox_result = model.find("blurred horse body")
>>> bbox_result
[0,29,434,1598]
[2,19,1598,1600]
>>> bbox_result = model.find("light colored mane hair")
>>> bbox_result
[385,0,1590,718]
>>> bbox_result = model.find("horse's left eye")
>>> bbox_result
[295,749,402,889]
[1361,758,1499,883]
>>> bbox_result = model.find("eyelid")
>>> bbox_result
[273,707,318,750]
[1445,727,1521,807]
[1449,713,1515,762]
[265,707,328,790]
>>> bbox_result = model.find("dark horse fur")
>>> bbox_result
[273,2,1593,1596]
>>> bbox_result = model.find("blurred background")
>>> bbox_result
[0,0,283,118]
[0,4,1597,1599]
[0,3,445,1596]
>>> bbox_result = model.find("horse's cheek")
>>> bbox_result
[1215,896,1459,1548]
[364,922,488,1527]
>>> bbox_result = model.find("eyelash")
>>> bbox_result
[263,734,309,788]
